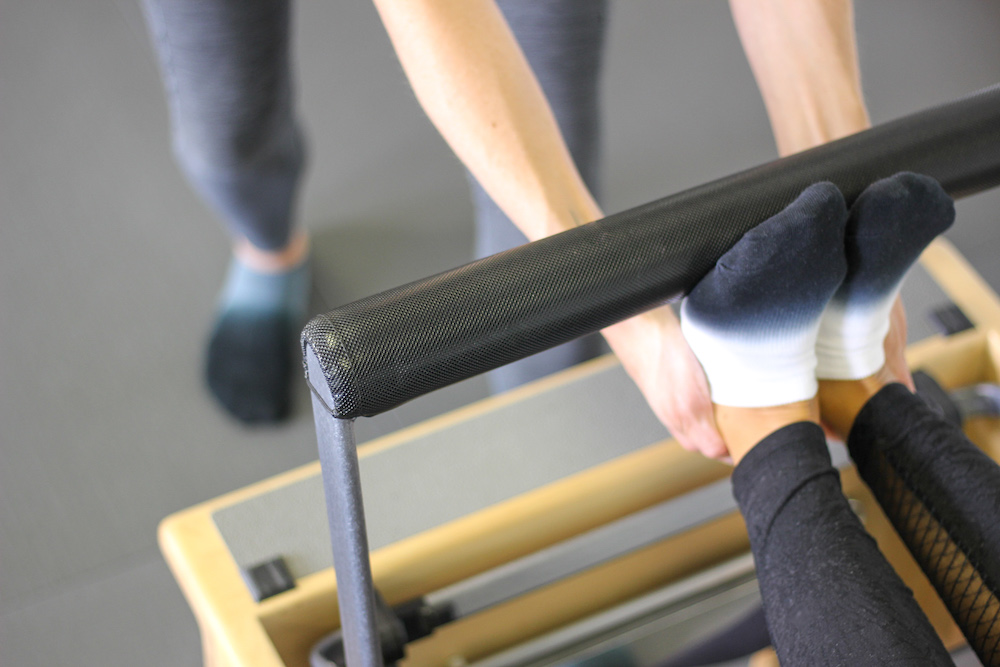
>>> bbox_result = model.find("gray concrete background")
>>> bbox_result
[1,1,998,665]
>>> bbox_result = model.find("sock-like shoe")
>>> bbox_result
[206,255,310,423]
[680,183,848,407]
[816,172,955,380]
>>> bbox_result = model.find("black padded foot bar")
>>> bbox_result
[303,84,1000,420]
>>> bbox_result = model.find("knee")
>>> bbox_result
[173,113,305,180]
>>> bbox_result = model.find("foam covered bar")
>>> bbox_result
[303,84,1000,419]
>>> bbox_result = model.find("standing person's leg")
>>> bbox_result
[469,0,608,393]
[681,183,953,665]
[140,0,309,422]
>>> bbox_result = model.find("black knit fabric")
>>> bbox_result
[849,383,1000,665]
[733,422,954,666]
[206,311,296,423]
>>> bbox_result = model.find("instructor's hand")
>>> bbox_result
[604,306,729,460]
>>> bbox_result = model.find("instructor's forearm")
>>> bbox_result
[373,0,602,240]
[730,0,870,156]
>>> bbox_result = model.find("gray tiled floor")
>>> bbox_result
[2,1,999,665]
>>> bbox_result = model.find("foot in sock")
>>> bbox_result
[680,182,848,408]
[206,254,310,423]
[816,172,955,380]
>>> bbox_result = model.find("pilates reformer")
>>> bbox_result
[301,84,1000,666]
[160,85,1000,667]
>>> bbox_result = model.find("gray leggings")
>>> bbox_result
[140,0,608,391]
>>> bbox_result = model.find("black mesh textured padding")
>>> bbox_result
[302,84,1000,419]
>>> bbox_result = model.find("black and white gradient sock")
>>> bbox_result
[681,183,848,407]
[816,173,955,380]
[205,255,310,423]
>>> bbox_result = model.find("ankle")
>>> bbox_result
[817,366,895,439]
[234,229,309,273]
[716,399,820,465]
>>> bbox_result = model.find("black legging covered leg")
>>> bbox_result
[849,383,1000,665]
[139,0,304,251]
[732,422,954,666]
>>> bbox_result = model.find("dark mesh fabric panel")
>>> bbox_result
[302,85,1000,419]
[849,384,1000,666]
[865,452,1000,664]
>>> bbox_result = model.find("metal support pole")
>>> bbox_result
[306,349,384,667]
